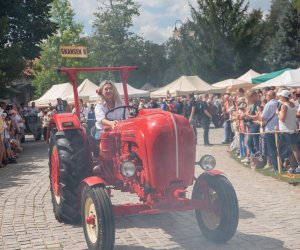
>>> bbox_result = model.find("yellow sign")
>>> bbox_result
[59,46,88,58]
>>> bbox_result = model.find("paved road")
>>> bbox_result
[0,128,300,250]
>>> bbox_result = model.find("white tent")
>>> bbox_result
[252,69,300,89]
[89,82,150,101]
[238,69,261,82]
[66,79,98,103]
[32,82,73,107]
[150,76,219,98]
[212,79,253,90]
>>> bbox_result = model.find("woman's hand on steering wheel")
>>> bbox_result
[109,120,118,129]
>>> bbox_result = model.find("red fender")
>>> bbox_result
[79,176,108,199]
[81,176,107,187]
[79,176,108,216]
[205,169,224,176]
[46,113,82,143]
[197,169,225,179]
[49,113,81,131]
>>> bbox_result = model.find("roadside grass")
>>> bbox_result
[230,151,300,186]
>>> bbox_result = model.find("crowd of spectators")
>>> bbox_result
[0,102,26,167]
[3,85,300,174]
[231,87,300,174]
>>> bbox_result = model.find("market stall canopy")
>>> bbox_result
[251,68,292,84]
[150,76,219,98]
[90,82,149,102]
[237,69,261,82]
[252,69,300,89]
[212,79,253,92]
[65,79,98,103]
[31,82,73,107]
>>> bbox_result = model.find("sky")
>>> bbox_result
[69,0,272,44]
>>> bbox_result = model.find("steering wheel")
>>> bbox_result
[105,105,139,121]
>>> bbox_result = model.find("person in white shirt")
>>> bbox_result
[277,90,300,174]
[94,80,127,140]
[10,110,25,134]
[93,80,128,174]
[80,99,89,120]
[72,99,89,122]
[28,102,39,115]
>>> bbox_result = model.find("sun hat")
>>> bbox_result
[277,90,291,99]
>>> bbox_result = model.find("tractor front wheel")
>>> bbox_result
[82,185,115,250]
[192,174,239,243]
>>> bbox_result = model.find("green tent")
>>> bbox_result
[251,68,292,84]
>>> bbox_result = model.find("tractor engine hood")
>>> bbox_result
[120,109,196,190]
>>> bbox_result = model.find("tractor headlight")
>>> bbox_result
[121,161,136,177]
[198,155,216,171]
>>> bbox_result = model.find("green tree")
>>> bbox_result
[266,2,300,70]
[293,0,300,12]
[91,0,170,87]
[0,0,56,87]
[91,0,145,84]
[162,21,200,83]
[32,0,87,96]
[264,0,290,46]
[135,41,168,87]
[188,0,265,82]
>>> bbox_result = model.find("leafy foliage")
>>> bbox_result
[266,2,300,70]
[32,0,88,96]
[0,0,56,87]
[91,0,141,82]
[180,0,266,82]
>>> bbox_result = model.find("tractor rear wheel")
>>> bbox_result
[49,129,87,223]
[192,174,239,243]
[82,185,115,250]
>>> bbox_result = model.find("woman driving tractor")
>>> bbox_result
[94,80,128,140]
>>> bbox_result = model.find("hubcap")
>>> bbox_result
[201,188,221,230]
[51,146,60,204]
[85,197,98,243]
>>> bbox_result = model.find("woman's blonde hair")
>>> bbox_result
[97,80,122,105]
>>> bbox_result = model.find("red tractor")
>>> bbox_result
[48,66,239,250]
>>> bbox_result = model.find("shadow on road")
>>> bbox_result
[0,139,48,193]
[239,207,255,219]
[114,210,290,250]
